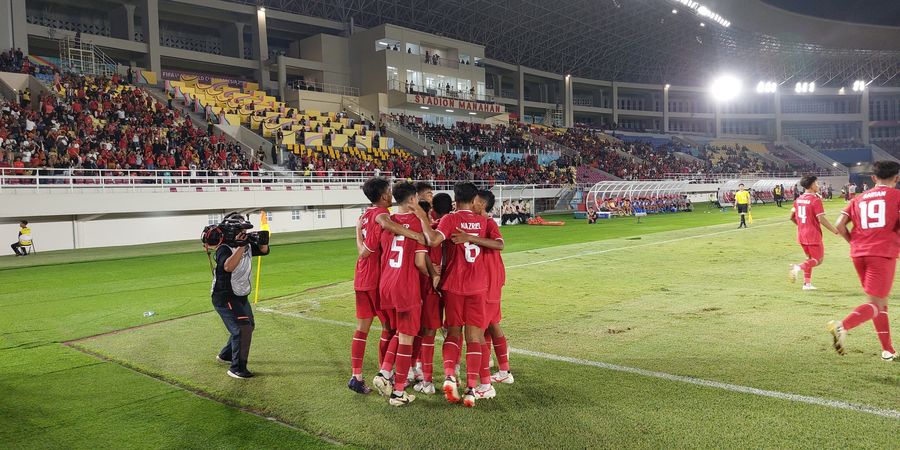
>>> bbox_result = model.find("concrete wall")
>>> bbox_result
[0,206,364,255]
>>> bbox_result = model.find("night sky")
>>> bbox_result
[763,0,900,26]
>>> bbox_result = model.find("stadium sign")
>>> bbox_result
[410,94,503,114]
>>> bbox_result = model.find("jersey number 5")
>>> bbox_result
[389,236,404,268]
[858,199,886,229]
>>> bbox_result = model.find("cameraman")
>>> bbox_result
[210,213,269,379]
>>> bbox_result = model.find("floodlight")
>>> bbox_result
[809,82,815,93]
[710,75,742,102]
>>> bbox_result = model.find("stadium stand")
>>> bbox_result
[0,73,256,178]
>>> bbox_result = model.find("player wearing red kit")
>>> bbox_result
[471,190,513,401]
[348,178,424,395]
[830,161,900,361]
[413,193,454,395]
[789,176,838,290]
[369,182,430,406]
[416,183,504,408]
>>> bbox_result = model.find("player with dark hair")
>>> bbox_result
[789,175,837,290]
[829,161,900,361]
[348,177,425,395]
[370,182,430,406]
[415,183,503,407]
[413,193,454,395]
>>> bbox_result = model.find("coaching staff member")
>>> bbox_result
[735,183,751,229]
[211,213,269,379]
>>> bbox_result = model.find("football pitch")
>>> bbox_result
[3,204,898,449]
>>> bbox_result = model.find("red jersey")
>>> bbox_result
[354,206,389,291]
[841,185,900,258]
[378,212,427,311]
[793,193,825,245]
[484,247,505,303]
[436,210,503,295]
[420,218,444,293]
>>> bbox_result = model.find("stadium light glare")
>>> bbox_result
[419,106,429,110]
[809,82,815,93]
[672,9,678,14]
[258,6,265,12]
[709,75,742,102]
[468,112,477,115]
[852,80,866,92]
[665,84,671,90]
[839,87,846,95]
[756,81,777,94]
[445,109,454,113]
[699,22,705,27]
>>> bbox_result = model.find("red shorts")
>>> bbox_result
[801,243,824,262]
[852,256,897,299]
[422,291,443,330]
[355,290,377,320]
[393,306,422,336]
[355,290,393,328]
[485,301,502,326]
[443,292,487,329]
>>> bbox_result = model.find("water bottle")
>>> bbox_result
[143,311,156,317]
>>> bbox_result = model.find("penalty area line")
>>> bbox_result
[258,307,900,421]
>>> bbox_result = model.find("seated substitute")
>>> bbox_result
[203,212,269,379]
[10,220,31,256]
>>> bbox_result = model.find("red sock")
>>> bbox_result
[465,338,482,389]
[420,335,436,382]
[842,302,879,331]
[393,343,413,392]
[442,335,462,377]
[872,306,895,354]
[480,342,492,385]
[411,336,422,365]
[378,329,393,366]
[380,334,398,372]
[799,258,817,284]
[493,335,510,371]
[350,330,367,377]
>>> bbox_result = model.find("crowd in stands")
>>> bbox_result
[392,114,552,154]
[0,72,257,180]
[803,138,865,149]
[286,147,576,185]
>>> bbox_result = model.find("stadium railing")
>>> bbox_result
[0,169,568,192]
[657,171,843,183]
[289,80,360,97]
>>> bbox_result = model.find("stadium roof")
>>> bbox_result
[240,0,900,87]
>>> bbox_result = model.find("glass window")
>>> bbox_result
[291,210,301,221]
[317,210,327,219]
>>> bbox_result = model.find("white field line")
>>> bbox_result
[506,219,785,269]
[257,306,899,420]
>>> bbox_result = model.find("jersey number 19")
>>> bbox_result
[858,199,886,229]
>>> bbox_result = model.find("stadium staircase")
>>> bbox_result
[143,84,281,172]
[576,164,621,183]
[869,143,900,163]
[341,97,441,156]
[780,136,849,173]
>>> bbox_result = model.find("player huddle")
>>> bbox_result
[348,178,513,407]
[789,161,898,361]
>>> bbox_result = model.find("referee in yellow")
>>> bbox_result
[734,184,751,228]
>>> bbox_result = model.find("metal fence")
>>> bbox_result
[0,169,567,193]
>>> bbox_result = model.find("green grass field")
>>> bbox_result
[3,204,898,449]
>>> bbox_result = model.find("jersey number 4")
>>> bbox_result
[796,205,808,224]
[389,236,404,268]
[858,199,886,229]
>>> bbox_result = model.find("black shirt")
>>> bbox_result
[211,243,266,304]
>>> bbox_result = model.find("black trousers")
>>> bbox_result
[11,242,25,255]
[213,295,255,372]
